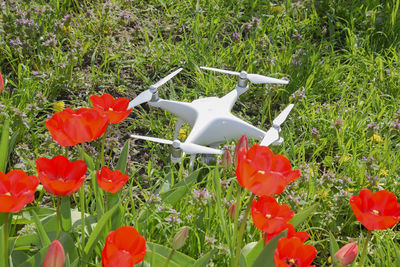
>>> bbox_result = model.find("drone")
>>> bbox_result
[129,66,294,163]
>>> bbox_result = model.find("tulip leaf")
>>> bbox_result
[289,204,317,228]
[193,249,215,267]
[160,168,201,205]
[329,231,339,260]
[146,242,196,266]
[82,151,95,171]
[31,210,51,248]
[0,119,10,172]
[83,204,119,259]
[61,196,72,232]
[251,231,287,267]
[240,241,263,267]
[116,140,130,173]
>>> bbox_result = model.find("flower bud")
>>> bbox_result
[333,242,358,266]
[43,240,65,267]
[228,204,236,220]
[221,150,232,169]
[234,135,248,166]
[172,226,189,250]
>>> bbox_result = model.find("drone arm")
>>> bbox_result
[149,99,198,125]
[173,118,184,140]
[220,85,249,111]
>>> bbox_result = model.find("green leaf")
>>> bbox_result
[60,196,72,232]
[0,119,10,172]
[252,231,287,267]
[240,241,263,267]
[83,204,119,259]
[83,151,95,171]
[31,210,51,248]
[115,140,130,173]
[329,231,339,260]
[193,249,215,267]
[289,204,317,228]
[145,242,196,266]
[160,168,201,205]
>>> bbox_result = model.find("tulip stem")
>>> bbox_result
[359,230,371,267]
[3,213,9,267]
[233,194,255,267]
[99,126,108,169]
[79,143,86,252]
[232,186,242,264]
[163,249,175,267]
[56,196,61,239]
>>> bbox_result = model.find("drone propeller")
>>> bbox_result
[260,104,294,146]
[130,134,223,155]
[128,68,183,109]
[200,66,289,85]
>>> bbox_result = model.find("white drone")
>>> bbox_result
[129,67,294,162]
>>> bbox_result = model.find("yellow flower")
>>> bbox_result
[270,6,283,18]
[178,128,188,140]
[341,155,351,163]
[53,101,65,112]
[370,134,382,143]
[379,169,389,177]
[62,25,73,32]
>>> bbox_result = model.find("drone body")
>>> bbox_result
[129,67,294,160]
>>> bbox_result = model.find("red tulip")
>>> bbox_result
[251,195,294,234]
[90,93,132,124]
[236,144,301,196]
[264,223,309,244]
[234,135,248,166]
[46,107,109,146]
[0,72,3,94]
[350,189,400,231]
[274,237,317,267]
[333,242,358,266]
[43,240,65,267]
[102,226,146,267]
[96,166,129,193]
[228,204,236,220]
[36,155,87,196]
[221,150,233,169]
[0,170,38,213]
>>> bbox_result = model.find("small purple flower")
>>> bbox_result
[311,127,319,136]
[367,122,377,130]
[232,32,240,41]
[243,23,252,30]
[292,33,303,41]
[252,17,260,25]
[392,120,400,130]
[205,235,216,245]
[334,120,342,129]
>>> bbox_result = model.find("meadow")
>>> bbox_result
[0,0,400,266]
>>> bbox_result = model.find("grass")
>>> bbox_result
[1,0,400,266]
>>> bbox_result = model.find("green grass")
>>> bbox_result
[1,0,400,266]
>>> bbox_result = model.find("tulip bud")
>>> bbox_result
[333,242,358,266]
[234,135,248,166]
[221,150,232,169]
[0,72,3,94]
[172,226,189,250]
[228,204,236,220]
[43,240,65,267]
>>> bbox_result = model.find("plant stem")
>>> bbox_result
[231,185,242,264]
[359,230,372,267]
[163,249,175,267]
[3,213,9,267]
[233,194,255,267]
[56,196,61,239]
[80,143,86,252]
[99,126,108,169]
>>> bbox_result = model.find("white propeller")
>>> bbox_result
[260,104,294,146]
[130,134,223,155]
[128,68,183,109]
[200,66,289,84]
